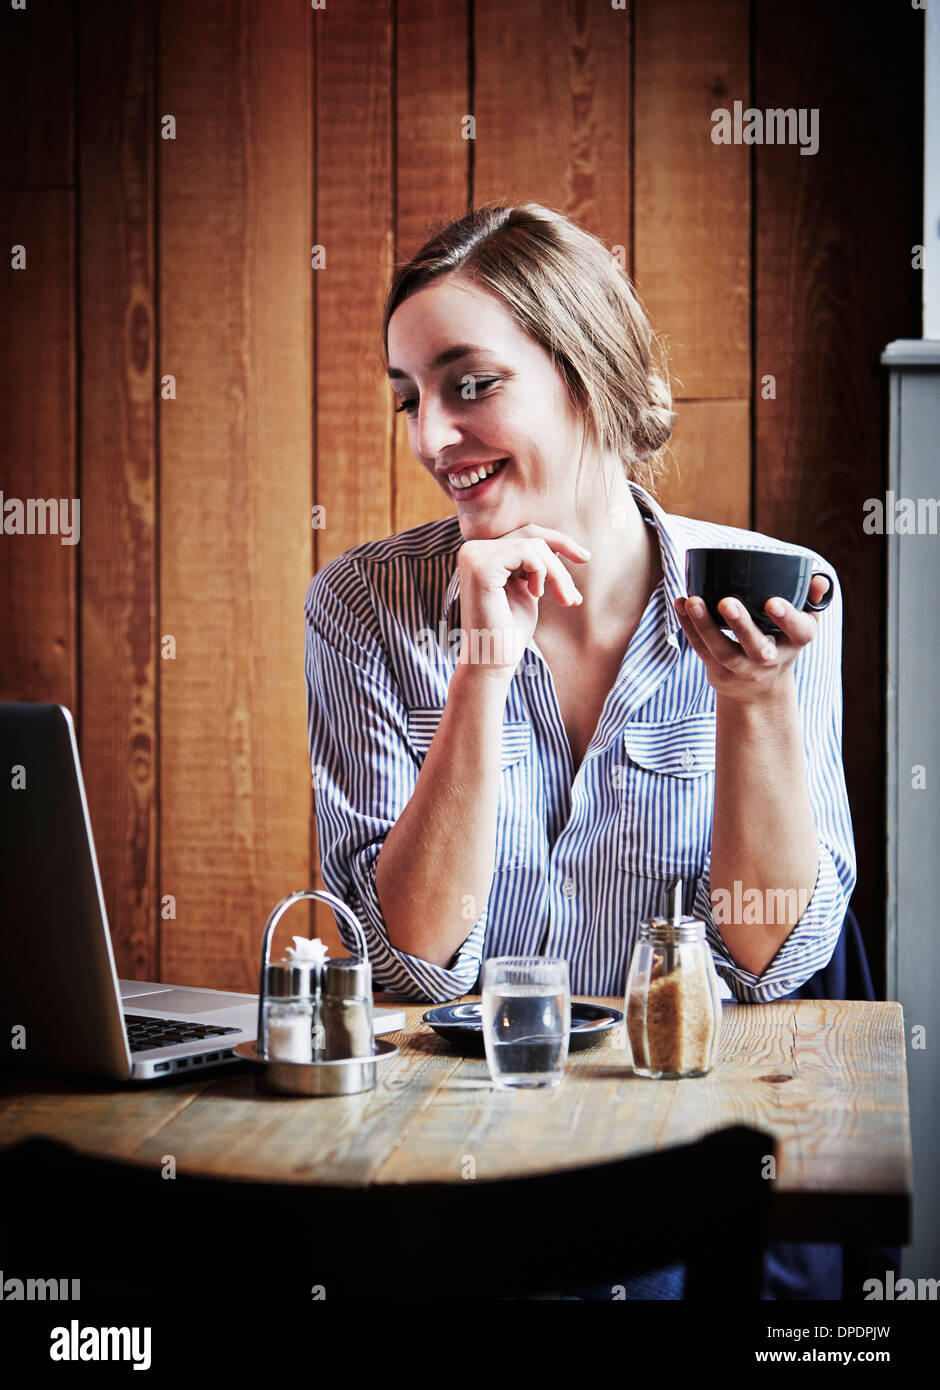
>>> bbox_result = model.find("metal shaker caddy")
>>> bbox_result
[233,888,398,1096]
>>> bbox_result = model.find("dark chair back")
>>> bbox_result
[0,1124,773,1301]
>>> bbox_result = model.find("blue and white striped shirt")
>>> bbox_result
[304,480,856,1005]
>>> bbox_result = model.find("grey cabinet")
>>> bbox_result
[882,338,940,1279]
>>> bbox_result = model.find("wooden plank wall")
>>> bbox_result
[635,0,750,528]
[157,0,313,984]
[753,0,923,982]
[0,0,76,717]
[78,0,156,981]
[0,0,922,994]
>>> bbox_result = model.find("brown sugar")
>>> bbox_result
[627,958,717,1075]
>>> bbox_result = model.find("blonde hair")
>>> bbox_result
[381,201,675,495]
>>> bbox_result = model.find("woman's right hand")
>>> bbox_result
[455,524,591,677]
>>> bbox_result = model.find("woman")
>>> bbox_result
[304,203,855,1298]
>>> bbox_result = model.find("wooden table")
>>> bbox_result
[0,996,912,1245]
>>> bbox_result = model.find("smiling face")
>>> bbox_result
[386,272,592,539]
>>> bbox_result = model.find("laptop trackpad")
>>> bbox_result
[125,989,247,1014]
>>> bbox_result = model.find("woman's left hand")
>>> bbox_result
[673,574,830,706]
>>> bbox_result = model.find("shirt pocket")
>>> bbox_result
[617,712,716,881]
[405,708,532,871]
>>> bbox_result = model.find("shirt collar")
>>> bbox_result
[440,479,689,650]
[626,480,688,649]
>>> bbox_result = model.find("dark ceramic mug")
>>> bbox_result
[685,548,835,636]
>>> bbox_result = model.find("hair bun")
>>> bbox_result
[632,372,675,461]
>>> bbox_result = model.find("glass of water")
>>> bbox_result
[480,956,571,1089]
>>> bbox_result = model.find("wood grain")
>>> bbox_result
[0,0,74,190]
[0,998,911,1244]
[77,0,157,980]
[473,0,631,242]
[158,0,313,990]
[313,0,394,566]
[394,0,469,260]
[0,2,76,710]
[392,0,469,537]
[654,399,750,528]
[0,192,76,709]
[634,0,750,401]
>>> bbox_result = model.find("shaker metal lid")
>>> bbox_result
[323,958,371,997]
[639,915,706,942]
[264,959,319,998]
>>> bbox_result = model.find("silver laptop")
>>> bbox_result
[0,703,403,1082]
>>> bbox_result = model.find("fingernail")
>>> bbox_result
[578,545,591,556]
[687,599,703,617]
[766,599,785,617]
[721,600,740,620]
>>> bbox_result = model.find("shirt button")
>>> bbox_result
[679,749,695,769]
[562,879,575,898]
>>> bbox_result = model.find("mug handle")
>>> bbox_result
[804,571,835,613]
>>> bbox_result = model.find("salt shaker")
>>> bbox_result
[625,913,723,1078]
[318,958,374,1061]
[262,960,317,1063]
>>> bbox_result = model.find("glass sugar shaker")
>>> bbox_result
[262,960,318,1064]
[317,958,374,1061]
[625,892,723,1079]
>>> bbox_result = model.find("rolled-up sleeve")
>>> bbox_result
[690,564,857,1003]
[304,557,486,1002]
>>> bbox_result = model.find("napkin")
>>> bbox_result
[284,935,329,966]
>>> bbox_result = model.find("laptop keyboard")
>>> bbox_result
[124,1013,242,1053]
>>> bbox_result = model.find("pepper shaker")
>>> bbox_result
[318,958,374,1061]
